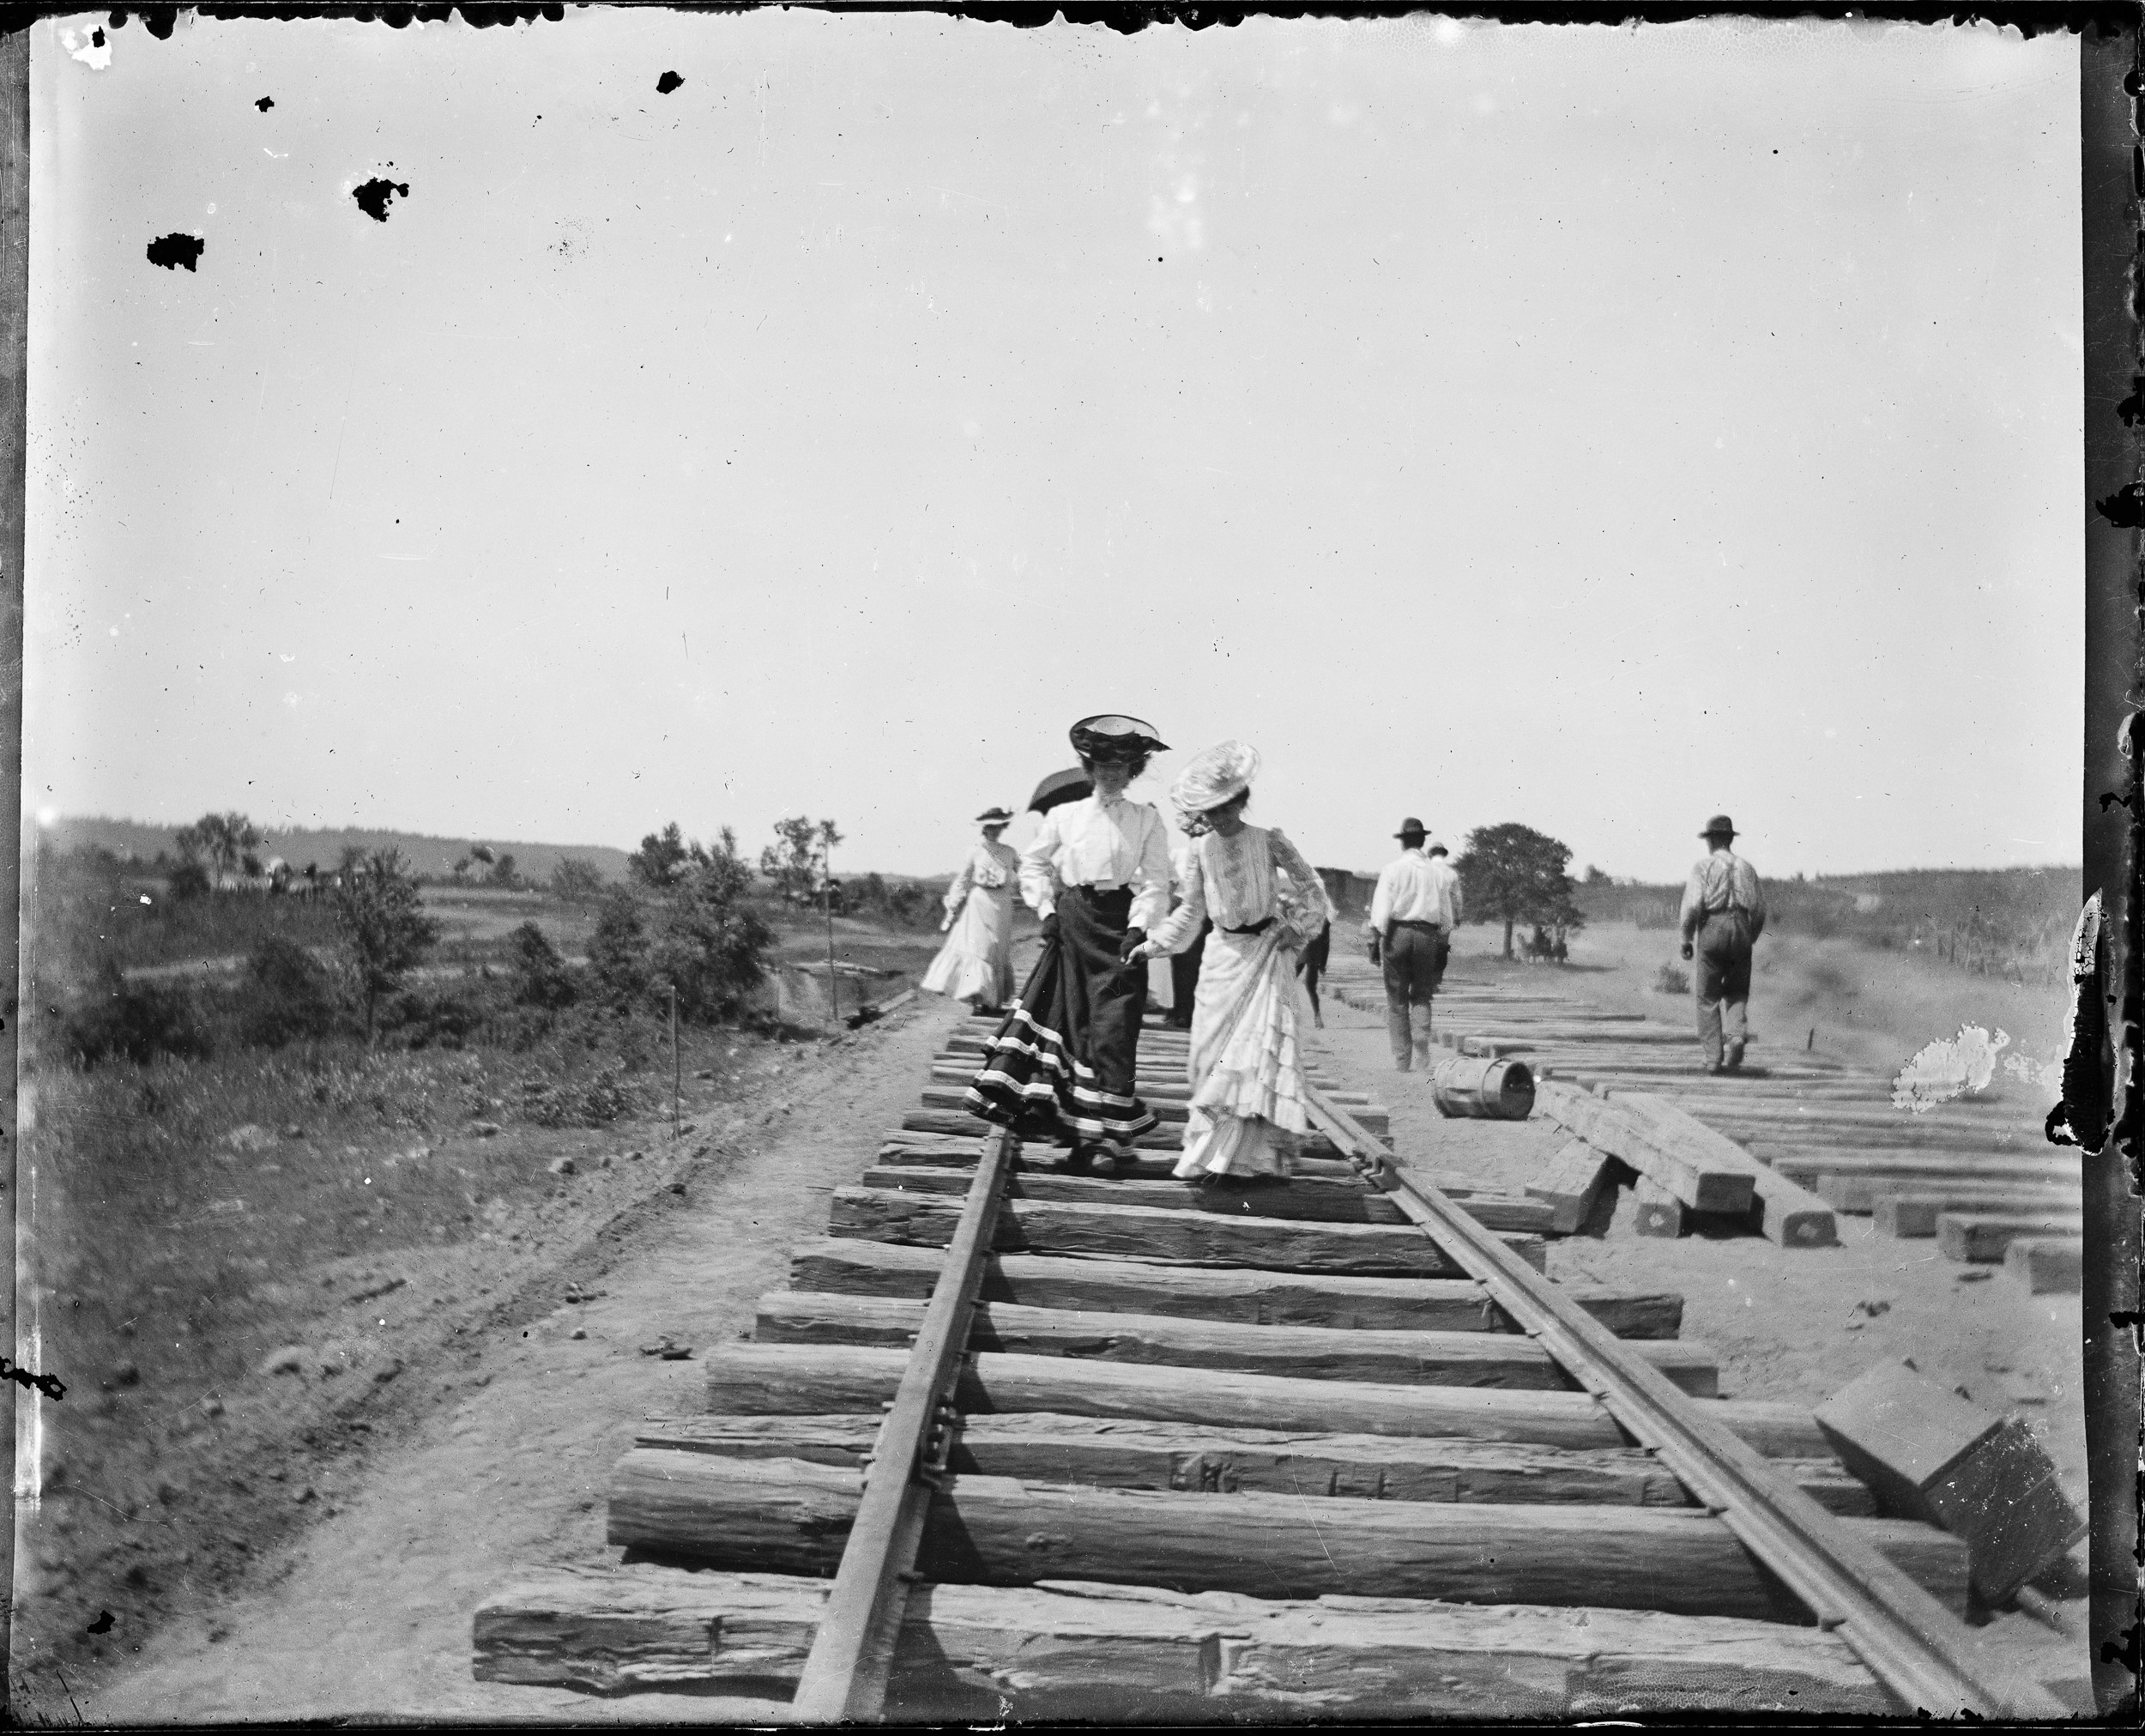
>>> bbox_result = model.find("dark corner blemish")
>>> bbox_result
[656,70,685,96]
[352,178,411,223]
[2093,483,2145,528]
[2118,377,2145,426]
[0,1355,65,1400]
[145,233,205,274]
[257,96,275,112]
[84,1612,113,1636]
[143,7,178,39]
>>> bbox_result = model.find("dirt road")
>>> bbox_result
[69,993,964,1726]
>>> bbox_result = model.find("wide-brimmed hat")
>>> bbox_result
[1394,816,1428,839]
[1700,814,1737,839]
[1070,714,1169,761]
[974,806,1015,825]
[1170,741,1260,822]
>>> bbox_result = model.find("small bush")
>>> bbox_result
[589,890,652,1009]
[240,937,341,1049]
[1652,964,1690,995]
[165,861,211,902]
[62,968,212,1068]
[378,990,484,1052]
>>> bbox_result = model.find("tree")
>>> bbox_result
[174,812,261,883]
[506,921,577,1009]
[760,815,842,902]
[166,860,210,902]
[550,856,606,903]
[452,856,472,884]
[1583,864,1610,886]
[654,832,776,1022]
[329,848,441,1044]
[240,936,340,1048]
[589,889,652,1008]
[1454,823,1582,961]
[629,822,695,889]
[489,851,518,889]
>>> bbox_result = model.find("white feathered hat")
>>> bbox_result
[1170,741,1261,825]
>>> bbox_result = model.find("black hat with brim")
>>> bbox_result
[1700,814,1737,839]
[975,807,1015,825]
[1394,817,1428,839]
[1070,714,1169,760]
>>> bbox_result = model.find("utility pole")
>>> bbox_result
[823,838,839,1026]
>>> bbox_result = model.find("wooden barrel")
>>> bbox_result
[1431,1056,1536,1121]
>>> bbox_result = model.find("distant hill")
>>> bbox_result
[44,817,635,886]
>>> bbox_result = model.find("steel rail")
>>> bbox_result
[1301,1086,2066,1721]
[789,1125,1017,1722]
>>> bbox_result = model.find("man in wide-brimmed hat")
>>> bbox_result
[1678,814,1767,1074]
[1368,818,1464,1073]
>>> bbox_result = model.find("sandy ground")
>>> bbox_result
[60,922,2092,1722]
[63,992,966,1727]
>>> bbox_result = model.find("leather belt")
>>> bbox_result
[1392,919,1444,931]
[1221,916,1275,936]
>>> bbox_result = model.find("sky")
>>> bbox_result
[26,10,2083,881]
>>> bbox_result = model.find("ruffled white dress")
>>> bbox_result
[1145,825,1335,1178]
[921,838,1020,1007]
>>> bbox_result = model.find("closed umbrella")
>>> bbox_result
[1027,767,1091,815]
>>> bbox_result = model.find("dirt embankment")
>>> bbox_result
[30,994,963,1727]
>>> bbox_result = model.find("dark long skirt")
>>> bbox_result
[964,886,1157,1153]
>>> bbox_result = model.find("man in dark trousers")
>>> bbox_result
[1678,814,1767,1074]
[1369,819,1461,1072]
[1163,831,1208,1031]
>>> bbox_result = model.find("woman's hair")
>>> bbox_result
[1079,753,1150,781]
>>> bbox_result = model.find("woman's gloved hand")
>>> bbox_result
[1041,913,1060,941]
[1118,927,1148,963]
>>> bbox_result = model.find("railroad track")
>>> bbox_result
[471,999,2063,1719]
[1325,962,2081,1292]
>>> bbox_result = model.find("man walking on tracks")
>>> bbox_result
[1679,814,1767,1074]
[1369,819,1463,1073]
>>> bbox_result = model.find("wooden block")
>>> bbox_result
[785,1238,1686,1339]
[1631,1176,1686,1238]
[1872,1188,2082,1239]
[471,1562,1891,1715]
[1535,1083,1755,1215]
[605,1451,1967,1622]
[2003,1236,2083,1295]
[1935,1211,2083,1263]
[827,1188,1549,1278]
[1526,1140,1620,1236]
[752,1291,1721,1397]
[859,1164,1553,1234]
[699,1343,1832,1458]
[1614,1095,1838,1249]
[1814,1358,2087,1604]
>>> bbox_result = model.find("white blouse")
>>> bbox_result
[1148,825,1333,955]
[944,839,1020,914]
[1018,794,1173,933]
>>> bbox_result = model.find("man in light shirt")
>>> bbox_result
[1678,814,1767,1074]
[1369,819,1464,1073]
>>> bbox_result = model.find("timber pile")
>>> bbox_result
[470,999,1997,1718]
[1344,968,2079,1291]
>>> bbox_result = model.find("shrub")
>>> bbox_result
[522,1062,631,1128]
[550,856,607,903]
[62,967,211,1068]
[331,848,442,1043]
[655,843,776,1023]
[378,990,483,1051]
[507,921,577,1009]
[1652,964,1690,995]
[589,890,652,1008]
[166,861,211,902]
[240,937,341,1049]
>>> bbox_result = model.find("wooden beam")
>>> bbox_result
[637,1412,1875,1512]
[471,1562,1893,1715]
[1814,1360,2087,1604]
[858,1164,1553,1233]
[1936,1212,2084,1263]
[1613,1095,1839,1249]
[1783,1157,2081,1215]
[2003,1237,2082,1295]
[1535,1082,1755,1214]
[699,1342,1832,1458]
[1526,1140,1622,1235]
[605,1451,1967,1622]
[1872,1188,2084,1239]
[828,1187,1548,1276]
[787,1237,1685,1338]
[1632,1176,1687,1238]
[752,1291,1721,1396]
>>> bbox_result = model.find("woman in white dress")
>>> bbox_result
[1129,741,1334,1182]
[920,807,1020,1015]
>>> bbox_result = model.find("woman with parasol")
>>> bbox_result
[920,807,1021,1016]
[1128,741,1334,1182]
[964,715,1173,1173]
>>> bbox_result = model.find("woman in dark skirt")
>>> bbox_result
[964,714,1173,1172]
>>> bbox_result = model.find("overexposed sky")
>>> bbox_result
[27,11,2082,880]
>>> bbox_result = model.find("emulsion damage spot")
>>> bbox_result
[145,233,205,272]
[352,178,411,223]
[257,95,275,112]
[656,70,684,95]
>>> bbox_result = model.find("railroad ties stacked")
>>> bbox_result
[1326,967,2078,1293]
[469,1003,2009,1718]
